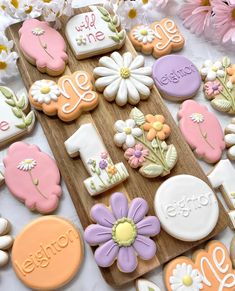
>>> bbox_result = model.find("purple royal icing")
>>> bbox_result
[152,55,201,100]
[84,192,161,273]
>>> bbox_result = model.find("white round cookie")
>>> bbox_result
[154,174,219,242]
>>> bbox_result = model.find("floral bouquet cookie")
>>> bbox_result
[201,57,235,114]
[114,107,178,178]
[84,192,160,273]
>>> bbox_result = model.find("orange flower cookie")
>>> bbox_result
[114,107,178,178]
[130,19,185,58]
[29,71,99,122]
[164,240,235,291]
[12,216,83,290]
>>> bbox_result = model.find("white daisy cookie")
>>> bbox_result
[225,118,235,160]
[30,80,61,104]
[0,217,14,267]
[93,51,154,106]
[132,26,155,44]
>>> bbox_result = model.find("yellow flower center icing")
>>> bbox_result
[25,5,33,14]
[140,29,148,36]
[128,8,137,19]
[120,67,131,79]
[124,127,132,134]
[142,0,148,4]
[112,218,137,247]
[0,61,7,70]
[40,86,51,94]
[0,44,7,53]
[11,0,19,8]
[24,159,33,164]
[153,121,163,131]
[211,65,218,72]
[201,0,210,6]
[232,9,235,20]
[182,275,193,286]
[43,0,52,2]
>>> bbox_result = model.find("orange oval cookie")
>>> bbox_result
[12,216,83,290]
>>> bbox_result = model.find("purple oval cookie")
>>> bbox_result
[152,55,201,101]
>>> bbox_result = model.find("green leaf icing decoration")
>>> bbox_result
[130,107,145,125]
[211,98,231,112]
[140,164,164,177]
[148,288,155,291]
[97,5,125,43]
[222,56,231,68]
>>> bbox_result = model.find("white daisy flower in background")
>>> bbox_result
[190,113,204,123]
[201,60,225,81]
[17,159,37,171]
[114,119,143,148]
[170,263,203,291]
[132,25,155,43]
[16,0,41,19]
[0,50,18,84]
[0,33,14,54]
[30,80,61,104]
[94,51,153,106]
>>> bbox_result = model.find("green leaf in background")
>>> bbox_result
[5,99,15,107]
[222,56,231,68]
[97,6,109,16]
[17,95,26,109]
[110,35,120,42]
[130,107,145,125]
[108,23,116,33]
[16,123,26,129]
[101,15,110,22]
[12,107,23,118]
[25,111,34,126]
[112,15,118,26]
[118,30,125,40]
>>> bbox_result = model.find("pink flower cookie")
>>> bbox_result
[2,142,62,214]
[19,19,68,76]
[178,100,225,163]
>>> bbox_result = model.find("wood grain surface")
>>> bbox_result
[6,10,228,287]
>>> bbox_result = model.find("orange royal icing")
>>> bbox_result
[164,241,235,291]
[12,216,83,290]
[29,71,99,122]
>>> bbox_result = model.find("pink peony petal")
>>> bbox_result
[136,216,161,236]
[133,235,157,260]
[91,204,115,227]
[84,224,112,245]
[110,192,128,219]
[94,239,119,267]
[117,246,137,273]
[128,198,148,223]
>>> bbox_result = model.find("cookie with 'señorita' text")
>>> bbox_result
[65,6,126,60]
[19,19,68,76]
[178,100,225,163]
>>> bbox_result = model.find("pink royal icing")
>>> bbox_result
[178,100,225,163]
[3,142,62,213]
[19,19,68,73]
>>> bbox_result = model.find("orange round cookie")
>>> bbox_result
[12,216,83,290]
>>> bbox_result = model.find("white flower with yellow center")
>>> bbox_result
[17,159,37,171]
[201,60,225,81]
[0,50,18,83]
[94,51,154,106]
[32,27,45,36]
[133,25,155,44]
[190,113,204,123]
[170,263,203,291]
[0,33,14,54]
[30,80,61,104]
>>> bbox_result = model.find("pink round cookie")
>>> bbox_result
[3,142,62,213]
[19,19,68,76]
[178,100,225,163]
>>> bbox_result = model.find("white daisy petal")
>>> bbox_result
[125,79,140,104]
[125,134,136,148]
[115,120,127,132]
[129,55,145,70]
[95,75,120,90]
[103,78,122,101]
[116,79,128,106]
[111,51,124,67]
[132,128,143,137]
[114,132,127,147]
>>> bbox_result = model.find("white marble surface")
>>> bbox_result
[0,1,234,290]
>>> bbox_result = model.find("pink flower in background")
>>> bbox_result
[179,0,212,36]
[156,0,169,8]
[212,0,235,43]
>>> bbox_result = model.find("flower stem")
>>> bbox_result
[198,123,214,149]
[38,35,54,60]
[28,170,48,199]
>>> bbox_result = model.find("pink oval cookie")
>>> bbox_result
[178,100,225,163]
[3,142,62,213]
[19,19,68,76]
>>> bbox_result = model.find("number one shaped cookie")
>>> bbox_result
[208,159,235,210]
[64,123,129,196]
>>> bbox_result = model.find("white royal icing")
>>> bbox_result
[136,279,161,291]
[64,123,129,196]
[65,6,126,59]
[154,174,219,241]
[94,51,153,106]
[228,210,235,229]
[0,218,13,267]
[208,159,235,209]
[225,118,235,160]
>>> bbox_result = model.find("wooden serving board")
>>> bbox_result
[6,11,228,287]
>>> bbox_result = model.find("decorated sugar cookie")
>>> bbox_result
[178,100,225,163]
[153,55,201,101]
[225,118,235,160]
[64,123,129,196]
[1,142,62,214]
[94,51,153,106]
[113,107,178,178]
[12,216,83,290]
[136,279,161,291]
[29,71,99,122]
[201,57,235,114]
[164,241,235,291]
[208,159,235,210]
[0,217,14,267]
[154,175,219,241]
[19,19,68,76]
[84,192,160,273]
[130,19,185,58]
[0,86,35,148]
[65,6,126,60]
